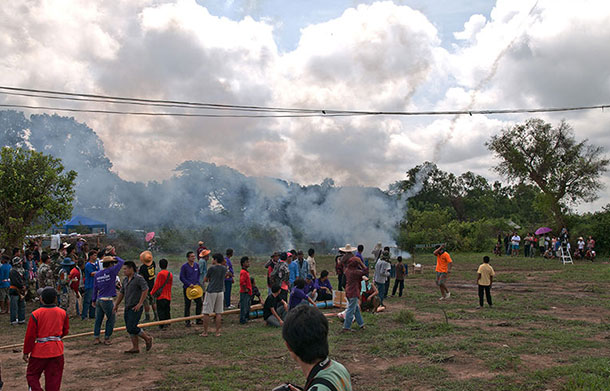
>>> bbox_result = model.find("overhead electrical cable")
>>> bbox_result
[0,85,608,118]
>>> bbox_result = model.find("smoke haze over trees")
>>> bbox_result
[0,110,402,253]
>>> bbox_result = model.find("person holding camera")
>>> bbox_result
[277,305,352,391]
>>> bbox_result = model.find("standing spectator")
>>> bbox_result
[150,258,173,329]
[385,252,393,298]
[23,287,69,391]
[288,252,299,288]
[433,244,453,300]
[264,252,280,295]
[477,256,495,308]
[138,251,157,322]
[57,257,74,314]
[0,255,10,314]
[281,305,353,391]
[524,234,531,258]
[391,256,406,297]
[334,254,345,291]
[343,257,368,332]
[576,237,586,259]
[196,241,207,259]
[179,251,202,328]
[306,248,317,279]
[201,253,227,337]
[9,256,27,325]
[511,232,521,257]
[263,284,287,327]
[114,261,153,354]
[314,270,333,302]
[224,249,235,309]
[371,242,382,262]
[270,252,290,302]
[296,251,309,280]
[373,252,390,306]
[68,261,82,318]
[82,251,98,320]
[356,244,367,267]
[198,249,210,288]
[92,255,125,345]
[239,256,252,325]
[504,234,510,256]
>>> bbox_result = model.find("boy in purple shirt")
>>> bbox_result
[92,255,124,345]
[289,278,315,310]
[180,251,202,327]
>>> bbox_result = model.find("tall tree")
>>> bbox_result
[0,147,77,247]
[487,118,609,228]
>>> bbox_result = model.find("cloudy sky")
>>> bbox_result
[1,0,610,210]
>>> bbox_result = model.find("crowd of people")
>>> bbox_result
[494,228,598,260]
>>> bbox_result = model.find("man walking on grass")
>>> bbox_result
[114,261,153,354]
[201,253,227,337]
[434,244,452,300]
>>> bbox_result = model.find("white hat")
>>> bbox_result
[339,244,357,253]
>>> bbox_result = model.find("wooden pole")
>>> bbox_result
[0,304,263,351]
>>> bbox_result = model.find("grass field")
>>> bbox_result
[1,252,609,390]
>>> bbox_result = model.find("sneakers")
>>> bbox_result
[445,292,451,299]
[438,296,445,301]
[226,305,236,310]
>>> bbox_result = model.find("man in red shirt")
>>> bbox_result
[239,257,252,325]
[23,287,69,391]
[433,244,453,300]
[150,258,173,329]
[342,256,368,332]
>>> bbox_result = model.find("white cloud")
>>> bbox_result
[1,0,610,209]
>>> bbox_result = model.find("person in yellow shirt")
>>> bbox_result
[433,244,452,300]
[476,256,495,308]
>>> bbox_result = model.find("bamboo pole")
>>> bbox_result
[0,304,263,351]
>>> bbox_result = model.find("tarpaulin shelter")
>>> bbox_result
[54,215,107,234]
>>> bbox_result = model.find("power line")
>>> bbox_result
[0,85,609,118]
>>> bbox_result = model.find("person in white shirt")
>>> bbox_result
[510,233,521,257]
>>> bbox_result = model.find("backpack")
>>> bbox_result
[269,262,284,286]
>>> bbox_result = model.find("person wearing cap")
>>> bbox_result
[373,251,391,307]
[23,287,69,391]
[196,241,207,260]
[264,252,280,294]
[138,251,157,322]
[57,252,76,314]
[271,252,290,302]
[9,256,26,325]
[198,249,211,288]
[343,255,368,332]
[433,244,453,300]
[180,251,203,327]
[114,261,154,353]
[92,255,125,345]
[150,258,173,329]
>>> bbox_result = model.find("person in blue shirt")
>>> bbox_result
[82,250,99,320]
[296,251,309,279]
[0,255,11,314]
[288,253,299,288]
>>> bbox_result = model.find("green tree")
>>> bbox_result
[487,119,609,229]
[0,147,77,247]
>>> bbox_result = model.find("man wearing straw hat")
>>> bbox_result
[23,287,69,391]
[138,251,157,322]
[92,255,125,345]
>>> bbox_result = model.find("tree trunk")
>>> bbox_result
[549,198,565,230]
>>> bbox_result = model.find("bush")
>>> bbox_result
[394,309,416,325]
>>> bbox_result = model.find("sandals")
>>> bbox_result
[145,337,153,351]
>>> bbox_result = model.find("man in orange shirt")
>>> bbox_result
[23,287,69,391]
[433,244,452,300]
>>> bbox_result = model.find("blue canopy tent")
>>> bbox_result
[55,215,107,234]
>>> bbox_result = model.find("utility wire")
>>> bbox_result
[0,85,609,118]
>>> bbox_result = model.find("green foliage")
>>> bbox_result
[0,147,77,247]
[487,118,609,228]
[394,309,416,325]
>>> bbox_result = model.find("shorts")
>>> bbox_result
[145,292,155,306]
[0,287,8,301]
[436,272,448,286]
[203,291,224,315]
[512,244,519,250]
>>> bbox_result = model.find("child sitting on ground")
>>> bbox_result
[288,278,315,310]
[476,256,495,308]
[360,276,380,313]
[250,277,261,305]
